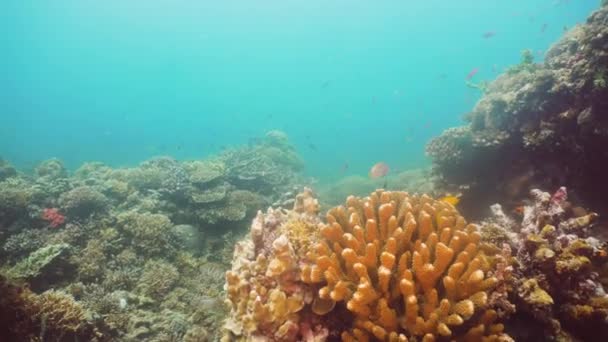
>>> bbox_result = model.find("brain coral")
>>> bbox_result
[224,189,511,342]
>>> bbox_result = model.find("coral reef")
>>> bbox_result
[116,211,178,257]
[426,6,608,218]
[0,131,306,341]
[35,158,68,180]
[0,275,101,341]
[223,189,512,341]
[59,186,109,218]
[223,188,324,341]
[222,130,305,195]
[482,187,608,340]
[6,243,72,290]
[0,157,17,181]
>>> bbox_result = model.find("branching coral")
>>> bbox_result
[116,211,178,257]
[302,190,509,341]
[0,276,100,341]
[224,189,511,342]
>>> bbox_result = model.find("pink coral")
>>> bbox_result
[42,208,65,228]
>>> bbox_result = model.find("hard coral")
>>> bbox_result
[223,189,323,342]
[302,190,509,342]
[0,276,100,341]
[427,6,608,217]
[42,207,66,228]
[59,186,109,218]
[117,211,178,257]
[224,189,511,342]
[486,187,608,340]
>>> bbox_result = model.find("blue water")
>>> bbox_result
[0,0,599,182]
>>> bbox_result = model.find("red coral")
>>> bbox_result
[42,208,65,228]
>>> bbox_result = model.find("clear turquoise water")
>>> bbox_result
[0,0,599,182]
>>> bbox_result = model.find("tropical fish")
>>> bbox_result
[466,68,479,80]
[439,194,461,206]
[482,31,496,39]
[540,23,548,33]
[369,162,389,179]
[512,205,525,216]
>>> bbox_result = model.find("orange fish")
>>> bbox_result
[512,206,525,216]
[369,162,389,179]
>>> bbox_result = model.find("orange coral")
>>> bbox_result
[223,205,326,342]
[302,190,509,341]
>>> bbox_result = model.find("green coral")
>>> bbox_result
[59,185,109,218]
[76,239,107,281]
[0,177,42,227]
[117,211,178,256]
[7,243,70,281]
[188,182,229,204]
[593,68,607,89]
[137,259,180,299]
[0,277,99,341]
[184,160,226,184]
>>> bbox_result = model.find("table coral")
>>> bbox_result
[302,190,509,342]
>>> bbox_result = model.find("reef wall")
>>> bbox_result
[426,6,608,219]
